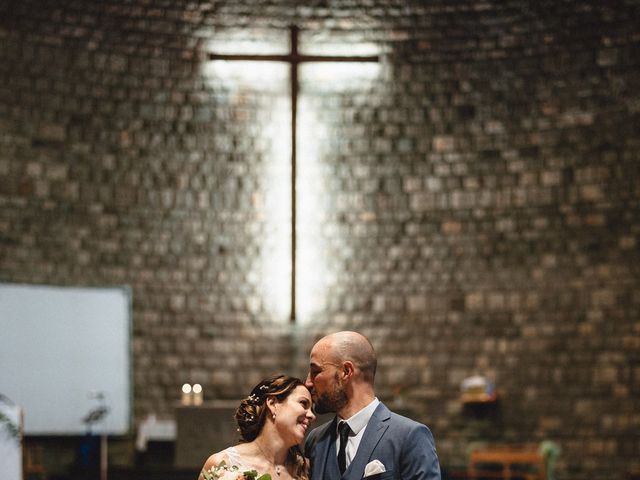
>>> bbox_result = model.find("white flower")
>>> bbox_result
[201,461,271,480]
[217,470,244,480]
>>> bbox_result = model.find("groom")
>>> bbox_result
[304,331,441,480]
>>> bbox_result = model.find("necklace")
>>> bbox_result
[255,440,283,476]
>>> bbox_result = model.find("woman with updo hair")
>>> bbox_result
[199,374,316,480]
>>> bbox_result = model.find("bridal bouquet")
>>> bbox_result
[201,461,272,480]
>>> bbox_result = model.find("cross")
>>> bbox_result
[208,26,379,323]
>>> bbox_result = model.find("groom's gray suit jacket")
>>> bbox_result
[304,402,441,480]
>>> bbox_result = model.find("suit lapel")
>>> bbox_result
[311,417,338,480]
[344,403,390,480]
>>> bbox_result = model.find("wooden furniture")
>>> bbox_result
[24,443,47,480]
[468,449,546,480]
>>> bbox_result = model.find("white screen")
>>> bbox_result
[0,283,131,435]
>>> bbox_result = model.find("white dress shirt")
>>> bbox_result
[336,398,380,470]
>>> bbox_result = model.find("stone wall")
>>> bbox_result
[1,1,639,479]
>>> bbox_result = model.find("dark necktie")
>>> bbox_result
[337,421,351,474]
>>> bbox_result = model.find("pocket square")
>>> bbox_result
[364,459,386,477]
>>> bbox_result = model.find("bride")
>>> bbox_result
[199,374,316,480]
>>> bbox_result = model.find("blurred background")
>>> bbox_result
[0,1,639,479]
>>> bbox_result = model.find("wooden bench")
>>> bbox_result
[468,449,546,480]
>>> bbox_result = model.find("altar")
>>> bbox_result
[174,400,239,468]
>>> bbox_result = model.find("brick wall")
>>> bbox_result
[1,1,639,478]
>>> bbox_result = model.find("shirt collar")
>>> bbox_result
[338,398,380,436]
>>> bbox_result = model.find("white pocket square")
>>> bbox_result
[364,459,386,477]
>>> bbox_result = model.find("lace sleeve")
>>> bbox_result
[223,446,252,471]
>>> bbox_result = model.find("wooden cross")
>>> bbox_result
[209,26,379,322]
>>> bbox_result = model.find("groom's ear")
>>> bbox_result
[342,360,355,381]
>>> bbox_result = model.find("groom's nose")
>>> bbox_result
[304,372,313,389]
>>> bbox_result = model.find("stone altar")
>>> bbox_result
[175,401,239,468]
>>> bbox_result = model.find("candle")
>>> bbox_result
[192,383,203,406]
[181,383,192,405]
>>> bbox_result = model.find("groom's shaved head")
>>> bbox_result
[322,331,377,384]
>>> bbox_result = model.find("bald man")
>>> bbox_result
[304,331,440,480]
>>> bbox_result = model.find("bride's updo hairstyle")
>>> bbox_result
[235,374,304,441]
[235,374,310,480]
